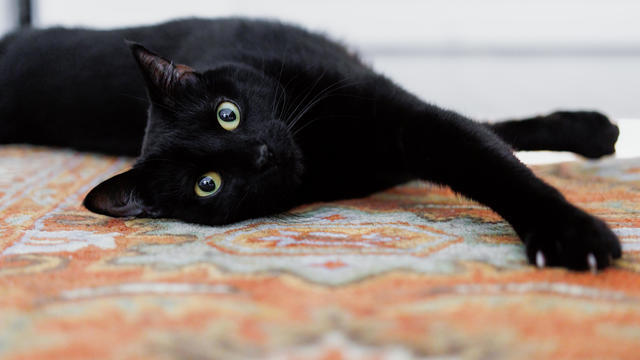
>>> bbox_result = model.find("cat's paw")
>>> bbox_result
[524,210,622,271]
[549,111,619,159]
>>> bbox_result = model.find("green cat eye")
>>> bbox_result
[216,101,240,131]
[195,171,222,197]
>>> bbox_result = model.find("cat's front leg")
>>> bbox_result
[402,105,622,270]
[520,204,620,270]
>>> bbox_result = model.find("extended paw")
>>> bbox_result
[524,210,622,271]
[548,111,619,159]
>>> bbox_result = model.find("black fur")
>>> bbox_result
[0,18,621,270]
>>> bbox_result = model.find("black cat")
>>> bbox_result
[0,18,622,270]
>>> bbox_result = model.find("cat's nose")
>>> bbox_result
[255,144,273,169]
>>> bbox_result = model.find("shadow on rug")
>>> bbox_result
[1,145,639,359]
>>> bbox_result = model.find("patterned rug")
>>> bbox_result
[1,145,639,360]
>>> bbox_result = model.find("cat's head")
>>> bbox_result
[83,42,304,225]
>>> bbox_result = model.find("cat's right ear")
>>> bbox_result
[125,40,200,101]
[83,168,153,218]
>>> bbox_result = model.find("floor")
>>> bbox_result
[2,145,639,359]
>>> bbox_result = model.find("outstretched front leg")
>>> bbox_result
[288,70,621,270]
[399,104,622,270]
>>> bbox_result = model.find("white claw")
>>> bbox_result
[587,253,598,273]
[536,251,546,268]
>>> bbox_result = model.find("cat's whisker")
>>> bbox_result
[284,70,327,128]
[272,50,292,120]
[284,72,341,128]
[278,88,288,120]
[276,72,302,122]
[280,78,301,121]
[271,60,287,117]
[271,84,280,117]
[286,94,329,132]
[285,72,325,125]
[287,78,359,134]
[286,78,348,131]
[272,80,288,121]
[292,79,350,118]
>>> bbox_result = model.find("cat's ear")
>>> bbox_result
[83,168,152,218]
[125,40,199,100]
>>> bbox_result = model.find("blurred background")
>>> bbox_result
[1,0,639,161]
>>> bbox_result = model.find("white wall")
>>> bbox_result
[0,0,16,36]
[30,0,640,52]
[2,0,639,118]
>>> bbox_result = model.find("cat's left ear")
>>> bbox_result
[83,168,155,218]
[126,40,200,100]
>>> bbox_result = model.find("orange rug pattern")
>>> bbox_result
[1,145,639,360]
